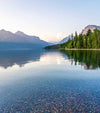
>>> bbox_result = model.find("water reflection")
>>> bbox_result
[0,50,65,69]
[0,50,44,68]
[0,50,100,112]
[61,50,100,70]
[0,50,100,70]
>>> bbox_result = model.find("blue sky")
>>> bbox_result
[0,0,100,42]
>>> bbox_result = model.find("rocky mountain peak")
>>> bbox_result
[81,25,100,35]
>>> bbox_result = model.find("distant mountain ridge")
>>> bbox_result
[0,29,49,50]
[44,35,73,49]
[0,29,48,44]
[81,25,100,35]
[58,35,73,44]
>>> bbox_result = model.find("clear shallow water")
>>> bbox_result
[0,50,100,112]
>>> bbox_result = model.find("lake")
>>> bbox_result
[0,50,100,113]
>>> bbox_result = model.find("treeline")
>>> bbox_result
[44,44,60,49]
[60,29,100,49]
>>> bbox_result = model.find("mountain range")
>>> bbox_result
[0,29,50,50]
[0,25,100,50]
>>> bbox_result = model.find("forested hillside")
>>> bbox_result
[60,29,100,49]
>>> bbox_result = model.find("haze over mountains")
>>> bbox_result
[0,25,100,50]
[0,29,49,50]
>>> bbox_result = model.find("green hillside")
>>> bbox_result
[60,29,100,49]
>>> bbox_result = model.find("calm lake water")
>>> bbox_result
[0,50,100,113]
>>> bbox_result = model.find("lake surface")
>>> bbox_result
[0,50,100,113]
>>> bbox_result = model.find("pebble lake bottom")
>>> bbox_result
[0,50,100,113]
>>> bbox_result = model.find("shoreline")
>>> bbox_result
[60,48,100,51]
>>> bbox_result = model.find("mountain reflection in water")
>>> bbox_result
[0,50,100,70]
[0,50,100,112]
[0,50,44,68]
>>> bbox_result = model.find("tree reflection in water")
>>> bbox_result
[61,50,100,70]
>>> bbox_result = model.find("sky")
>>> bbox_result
[0,0,100,42]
